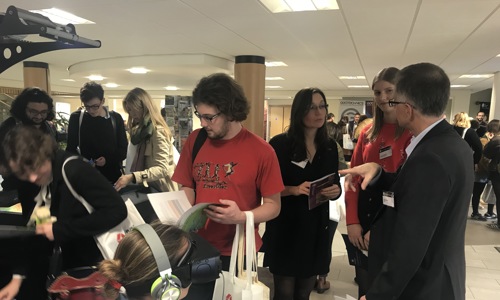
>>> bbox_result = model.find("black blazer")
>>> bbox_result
[367,120,473,300]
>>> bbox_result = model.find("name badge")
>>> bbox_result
[382,191,395,207]
[379,145,392,160]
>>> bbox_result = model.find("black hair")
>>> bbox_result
[80,81,104,103]
[287,87,329,161]
[192,73,249,122]
[10,87,55,123]
[487,119,500,135]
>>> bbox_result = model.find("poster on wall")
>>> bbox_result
[339,100,365,121]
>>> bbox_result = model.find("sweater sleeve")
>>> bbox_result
[52,158,127,242]
[465,129,483,164]
[65,112,80,154]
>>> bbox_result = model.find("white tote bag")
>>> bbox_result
[212,211,270,300]
[62,156,145,260]
[481,181,497,205]
[343,133,354,150]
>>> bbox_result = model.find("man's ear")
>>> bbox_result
[102,97,106,105]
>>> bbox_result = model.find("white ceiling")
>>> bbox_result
[1,0,500,100]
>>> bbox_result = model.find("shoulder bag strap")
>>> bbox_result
[62,156,94,213]
[462,127,468,139]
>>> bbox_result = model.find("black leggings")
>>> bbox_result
[273,275,316,300]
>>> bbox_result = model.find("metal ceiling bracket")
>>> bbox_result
[0,5,101,74]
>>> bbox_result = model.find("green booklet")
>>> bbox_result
[147,191,220,231]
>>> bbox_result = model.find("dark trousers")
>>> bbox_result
[471,181,487,214]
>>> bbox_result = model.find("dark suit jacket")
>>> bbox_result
[367,120,473,300]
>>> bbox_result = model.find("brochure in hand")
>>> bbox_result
[147,191,219,231]
[308,173,336,210]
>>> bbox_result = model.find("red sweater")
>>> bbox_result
[345,123,413,225]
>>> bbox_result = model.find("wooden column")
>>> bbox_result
[234,55,265,138]
[23,61,51,93]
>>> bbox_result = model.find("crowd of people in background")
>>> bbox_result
[0,62,499,300]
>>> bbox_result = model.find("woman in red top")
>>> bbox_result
[345,67,412,299]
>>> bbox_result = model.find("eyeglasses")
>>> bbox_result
[194,110,220,123]
[388,100,416,108]
[308,104,328,112]
[83,103,101,111]
[26,108,49,117]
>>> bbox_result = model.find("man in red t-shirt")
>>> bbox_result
[172,73,284,300]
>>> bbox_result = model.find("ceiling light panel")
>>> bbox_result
[266,77,285,80]
[86,75,105,81]
[339,76,366,80]
[265,61,288,67]
[459,74,493,79]
[127,67,150,74]
[259,0,339,13]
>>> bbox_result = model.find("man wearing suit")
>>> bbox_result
[347,113,361,139]
[340,62,473,300]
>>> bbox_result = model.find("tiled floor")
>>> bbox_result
[303,206,500,300]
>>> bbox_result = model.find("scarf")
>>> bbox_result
[130,117,153,146]
[130,117,153,172]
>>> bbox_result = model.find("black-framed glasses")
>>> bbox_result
[388,100,416,108]
[83,103,101,111]
[194,110,220,123]
[308,104,328,112]
[26,108,49,117]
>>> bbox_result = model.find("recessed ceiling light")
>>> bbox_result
[30,8,95,25]
[339,76,366,80]
[497,54,500,57]
[265,61,288,67]
[104,83,119,88]
[266,86,282,89]
[86,75,105,81]
[61,78,75,82]
[259,0,339,13]
[451,85,470,88]
[165,86,179,91]
[127,67,150,74]
[265,77,285,80]
[459,74,493,79]
[348,85,369,88]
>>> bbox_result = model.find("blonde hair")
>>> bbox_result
[123,87,172,140]
[453,112,471,128]
[99,222,190,299]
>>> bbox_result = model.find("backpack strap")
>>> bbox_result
[77,110,84,154]
[192,128,207,163]
[109,109,117,133]
[191,128,207,192]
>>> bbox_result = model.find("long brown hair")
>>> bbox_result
[366,67,406,142]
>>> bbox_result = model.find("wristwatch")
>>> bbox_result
[141,174,149,188]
